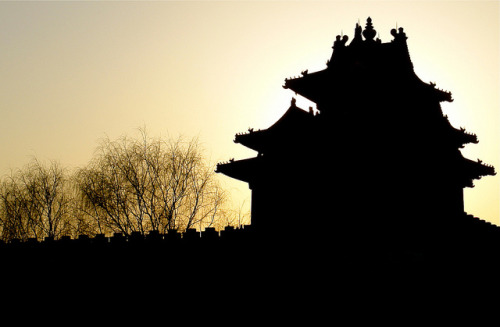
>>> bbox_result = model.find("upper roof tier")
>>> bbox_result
[283,18,453,106]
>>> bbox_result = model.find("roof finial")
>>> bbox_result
[362,16,376,41]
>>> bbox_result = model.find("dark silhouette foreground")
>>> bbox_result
[2,19,499,296]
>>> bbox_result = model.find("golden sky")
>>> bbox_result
[0,1,498,225]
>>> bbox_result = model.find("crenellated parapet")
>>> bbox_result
[1,226,254,250]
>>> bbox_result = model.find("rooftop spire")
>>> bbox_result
[350,20,363,46]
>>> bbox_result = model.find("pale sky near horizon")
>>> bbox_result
[0,1,498,225]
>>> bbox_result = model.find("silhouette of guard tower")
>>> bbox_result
[217,18,495,247]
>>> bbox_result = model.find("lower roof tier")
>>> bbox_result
[215,157,262,184]
[462,158,496,181]
[216,153,496,189]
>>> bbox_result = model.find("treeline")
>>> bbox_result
[0,130,247,242]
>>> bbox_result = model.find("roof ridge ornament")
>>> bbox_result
[333,34,349,49]
[391,25,407,42]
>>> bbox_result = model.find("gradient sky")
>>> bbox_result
[0,1,498,225]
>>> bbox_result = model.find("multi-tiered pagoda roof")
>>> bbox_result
[217,18,496,256]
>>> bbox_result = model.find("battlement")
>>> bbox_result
[2,213,499,256]
[1,225,253,250]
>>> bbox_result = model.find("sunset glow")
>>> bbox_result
[0,1,498,225]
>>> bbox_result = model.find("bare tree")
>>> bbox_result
[0,159,72,241]
[74,130,227,236]
[0,131,235,242]
[0,176,28,241]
